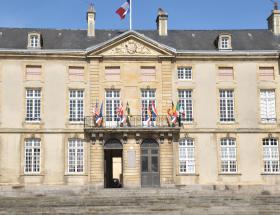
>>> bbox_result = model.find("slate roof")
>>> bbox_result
[0,27,279,51]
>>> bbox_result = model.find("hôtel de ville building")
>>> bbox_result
[0,3,279,189]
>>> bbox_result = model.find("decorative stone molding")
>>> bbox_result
[159,133,165,144]
[103,39,159,56]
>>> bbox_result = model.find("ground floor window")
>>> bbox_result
[179,139,195,173]
[220,138,237,173]
[68,139,84,173]
[24,138,41,173]
[263,138,279,173]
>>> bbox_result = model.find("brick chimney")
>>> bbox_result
[156,8,168,36]
[87,3,96,37]
[267,2,280,35]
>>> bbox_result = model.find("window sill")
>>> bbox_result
[261,173,280,175]
[68,121,84,124]
[219,173,241,176]
[176,173,199,176]
[64,174,88,176]
[259,122,277,125]
[218,121,236,124]
[24,121,42,124]
[21,174,44,176]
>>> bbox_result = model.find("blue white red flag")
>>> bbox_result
[116,0,130,19]
[151,101,157,118]
[146,102,152,124]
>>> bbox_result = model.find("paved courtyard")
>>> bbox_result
[0,186,280,214]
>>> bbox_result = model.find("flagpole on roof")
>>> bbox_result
[130,0,132,30]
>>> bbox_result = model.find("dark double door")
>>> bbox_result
[141,139,160,187]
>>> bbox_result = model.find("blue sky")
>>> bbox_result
[0,0,276,30]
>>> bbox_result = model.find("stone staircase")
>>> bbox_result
[0,186,280,214]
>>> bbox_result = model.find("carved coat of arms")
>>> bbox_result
[105,39,156,55]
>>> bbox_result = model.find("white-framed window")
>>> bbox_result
[177,67,192,80]
[218,34,232,50]
[220,138,237,173]
[69,89,84,122]
[178,90,193,122]
[26,88,41,122]
[68,139,84,173]
[28,34,41,48]
[24,139,41,174]
[260,90,276,123]
[141,89,156,122]
[179,139,195,174]
[219,89,235,122]
[263,138,279,173]
[221,37,229,49]
[105,90,120,126]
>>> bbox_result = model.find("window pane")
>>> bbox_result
[141,156,148,172]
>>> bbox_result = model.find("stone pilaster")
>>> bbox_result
[90,141,104,188]
[89,60,100,110]
[122,138,141,188]
[160,139,174,187]
[161,61,173,113]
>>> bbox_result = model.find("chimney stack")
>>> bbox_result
[87,3,96,37]
[156,8,168,36]
[267,2,280,35]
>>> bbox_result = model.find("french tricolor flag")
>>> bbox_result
[116,0,130,19]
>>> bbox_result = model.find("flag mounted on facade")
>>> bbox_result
[96,102,103,126]
[125,102,131,127]
[151,101,158,119]
[116,0,130,19]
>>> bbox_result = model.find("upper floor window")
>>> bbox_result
[220,138,237,173]
[141,89,156,123]
[219,89,235,122]
[69,90,84,122]
[27,33,41,49]
[259,67,275,81]
[26,88,41,122]
[178,90,193,122]
[24,138,41,174]
[68,139,84,173]
[260,90,276,123]
[177,67,192,80]
[263,138,279,173]
[105,89,120,126]
[25,65,42,81]
[69,66,85,82]
[217,67,234,82]
[179,139,195,174]
[218,34,232,50]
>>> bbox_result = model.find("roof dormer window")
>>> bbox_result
[28,33,41,49]
[218,34,232,51]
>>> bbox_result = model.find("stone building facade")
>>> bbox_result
[0,5,279,188]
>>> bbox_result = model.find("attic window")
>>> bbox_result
[218,34,232,50]
[28,33,41,49]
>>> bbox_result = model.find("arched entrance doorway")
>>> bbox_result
[141,139,160,187]
[104,138,123,188]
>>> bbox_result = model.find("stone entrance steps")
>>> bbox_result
[0,186,280,214]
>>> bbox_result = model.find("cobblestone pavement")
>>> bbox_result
[0,187,280,214]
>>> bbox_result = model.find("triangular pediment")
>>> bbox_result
[86,31,175,56]
[102,39,161,56]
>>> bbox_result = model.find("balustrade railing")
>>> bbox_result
[84,115,182,129]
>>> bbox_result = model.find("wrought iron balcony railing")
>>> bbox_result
[84,115,182,129]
